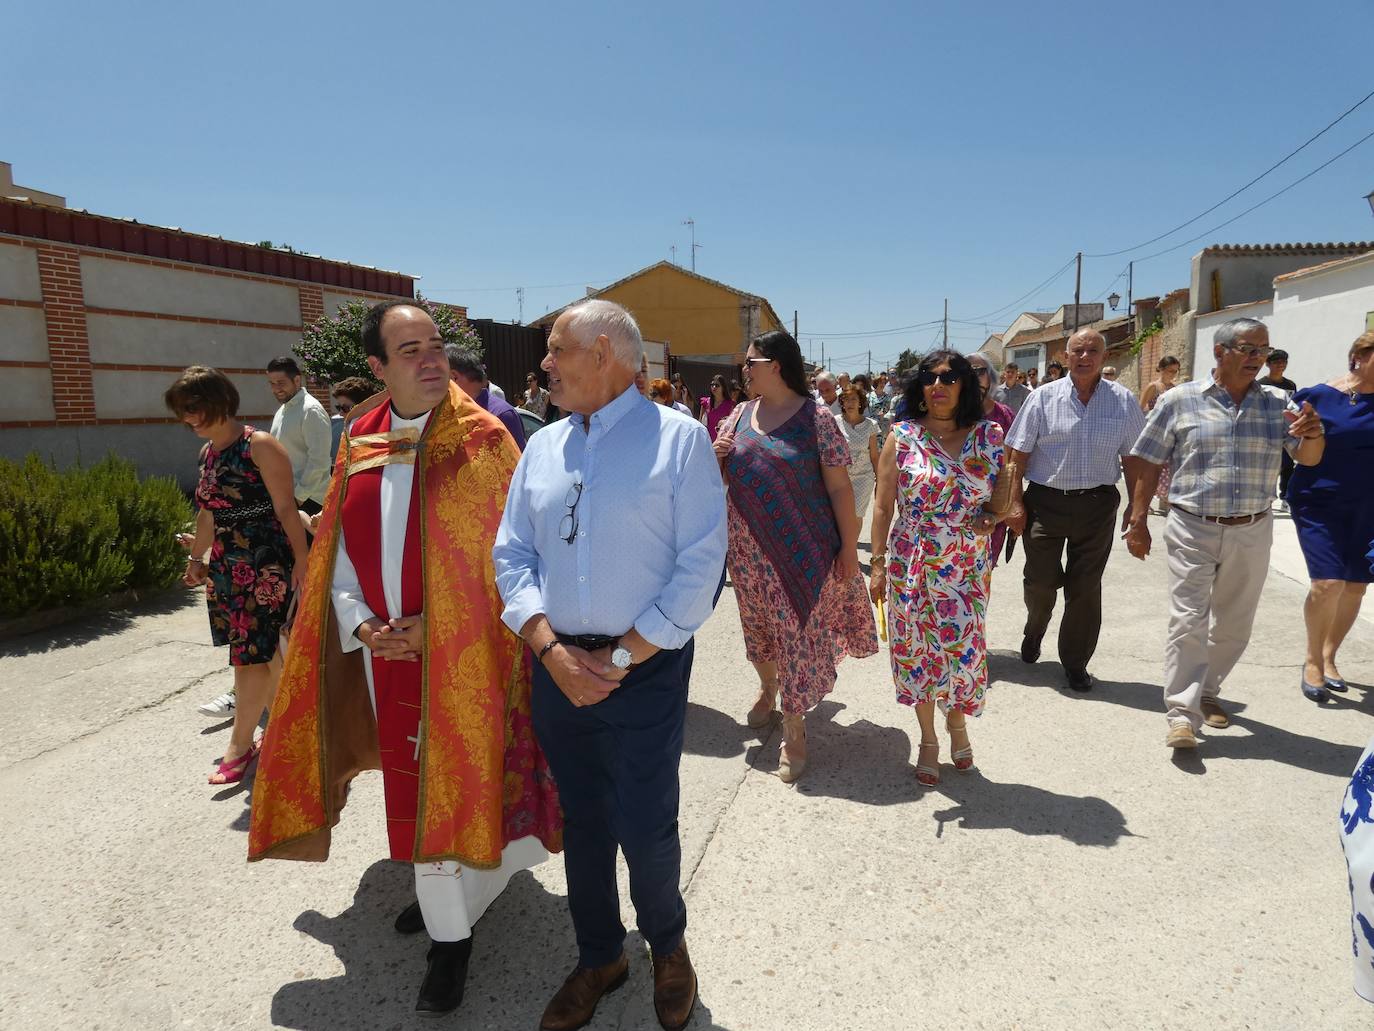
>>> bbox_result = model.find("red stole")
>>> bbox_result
[339,403,427,860]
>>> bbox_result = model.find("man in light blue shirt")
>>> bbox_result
[1003,328,1148,691]
[494,298,725,1031]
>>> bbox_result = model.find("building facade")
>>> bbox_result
[0,198,433,486]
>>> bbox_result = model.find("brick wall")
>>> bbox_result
[35,244,96,424]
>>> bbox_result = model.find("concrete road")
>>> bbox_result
[2,513,1372,1030]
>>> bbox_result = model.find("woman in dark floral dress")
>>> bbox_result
[713,331,878,784]
[166,367,308,784]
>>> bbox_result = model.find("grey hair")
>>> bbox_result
[444,344,485,381]
[1214,317,1267,349]
[563,299,643,370]
[815,369,837,385]
[967,350,1001,376]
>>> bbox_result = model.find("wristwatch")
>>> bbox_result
[610,640,634,670]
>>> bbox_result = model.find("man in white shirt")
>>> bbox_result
[815,370,842,415]
[266,356,332,513]
[1003,329,1149,691]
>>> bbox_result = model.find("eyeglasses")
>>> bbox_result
[971,367,990,378]
[559,481,584,545]
[1222,343,1273,359]
[745,357,773,365]
[916,370,961,386]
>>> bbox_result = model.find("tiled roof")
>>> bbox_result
[1201,241,1374,256]
[532,260,783,330]
[1273,249,1374,284]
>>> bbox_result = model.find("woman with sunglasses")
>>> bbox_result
[699,374,735,441]
[965,351,1016,571]
[869,350,1011,786]
[713,331,878,782]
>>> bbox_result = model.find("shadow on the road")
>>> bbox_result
[0,588,198,656]
[990,651,1364,780]
[930,771,1135,847]
[684,700,758,759]
[272,861,570,1031]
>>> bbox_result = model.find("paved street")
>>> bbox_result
[2,514,1372,1030]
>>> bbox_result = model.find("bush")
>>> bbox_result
[294,295,481,384]
[0,454,193,619]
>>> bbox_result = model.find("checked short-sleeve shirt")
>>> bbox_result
[1130,378,1298,518]
[1004,376,1146,489]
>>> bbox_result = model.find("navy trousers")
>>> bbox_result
[532,640,693,968]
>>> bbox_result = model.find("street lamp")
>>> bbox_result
[1107,292,1121,311]
[1366,190,1374,217]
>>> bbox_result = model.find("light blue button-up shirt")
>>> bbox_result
[494,385,728,651]
[1005,376,1146,490]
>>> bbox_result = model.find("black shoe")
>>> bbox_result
[395,899,425,935]
[1066,668,1094,692]
[1020,635,1042,663]
[416,938,473,1016]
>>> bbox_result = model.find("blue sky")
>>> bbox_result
[5,0,1373,368]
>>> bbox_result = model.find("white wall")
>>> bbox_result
[1270,259,1374,388]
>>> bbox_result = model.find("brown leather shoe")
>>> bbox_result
[539,953,629,1031]
[652,941,698,1031]
[1166,723,1197,749]
[1201,698,1230,729]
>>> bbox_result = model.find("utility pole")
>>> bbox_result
[867,350,872,377]
[943,297,949,347]
[1127,260,1134,326]
[682,218,700,272]
[1072,251,1082,332]
[516,286,524,324]
[794,309,798,343]
[670,244,677,266]
[821,341,825,369]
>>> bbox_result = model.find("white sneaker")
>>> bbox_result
[1279,499,1288,512]
[198,691,236,717]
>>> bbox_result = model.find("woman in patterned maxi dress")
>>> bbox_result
[869,351,1011,786]
[714,331,878,783]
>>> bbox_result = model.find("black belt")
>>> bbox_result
[555,633,619,651]
[1028,483,1117,497]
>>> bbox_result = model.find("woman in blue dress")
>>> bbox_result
[1290,331,1374,702]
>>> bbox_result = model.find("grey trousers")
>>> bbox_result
[1162,508,1272,730]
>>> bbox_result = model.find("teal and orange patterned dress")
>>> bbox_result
[884,419,1003,716]
[195,426,294,666]
[723,399,878,715]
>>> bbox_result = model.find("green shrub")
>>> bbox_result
[0,454,193,619]
[294,295,481,384]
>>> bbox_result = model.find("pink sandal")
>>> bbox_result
[209,739,261,785]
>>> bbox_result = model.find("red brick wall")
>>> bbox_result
[36,244,96,424]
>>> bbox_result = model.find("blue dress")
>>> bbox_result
[1288,384,1374,583]
[1343,741,1374,1003]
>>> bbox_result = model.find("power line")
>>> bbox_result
[1086,87,1374,259]
[1132,125,1374,265]
[962,254,1079,322]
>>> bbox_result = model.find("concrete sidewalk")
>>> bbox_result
[2,519,1372,1030]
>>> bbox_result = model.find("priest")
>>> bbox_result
[249,300,562,1016]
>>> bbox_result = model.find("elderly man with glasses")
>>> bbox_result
[494,299,727,1031]
[1124,318,1325,750]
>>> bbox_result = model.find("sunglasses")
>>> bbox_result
[916,369,962,386]
[1222,344,1273,360]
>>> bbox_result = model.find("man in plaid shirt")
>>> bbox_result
[1124,318,1325,750]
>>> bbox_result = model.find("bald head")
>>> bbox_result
[1066,328,1107,385]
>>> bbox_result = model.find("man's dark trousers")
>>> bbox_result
[1021,483,1120,672]
[532,640,692,968]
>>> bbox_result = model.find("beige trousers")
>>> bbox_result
[1162,508,1272,731]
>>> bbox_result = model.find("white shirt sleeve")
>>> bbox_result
[331,524,375,654]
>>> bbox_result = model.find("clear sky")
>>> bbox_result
[5,0,1373,369]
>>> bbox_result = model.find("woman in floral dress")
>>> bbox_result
[165,366,308,785]
[713,331,878,783]
[869,350,1014,786]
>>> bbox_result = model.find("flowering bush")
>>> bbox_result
[294,295,482,385]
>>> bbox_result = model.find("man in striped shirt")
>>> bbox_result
[1003,328,1149,691]
[1124,318,1325,750]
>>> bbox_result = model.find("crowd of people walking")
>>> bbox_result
[164,299,1373,1023]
